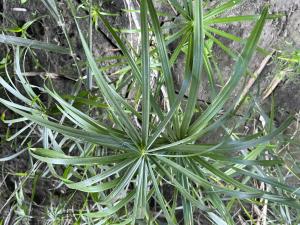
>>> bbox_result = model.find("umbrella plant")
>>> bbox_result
[0,0,299,224]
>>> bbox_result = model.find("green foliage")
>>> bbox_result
[0,0,299,224]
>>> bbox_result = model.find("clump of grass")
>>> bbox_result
[0,0,299,224]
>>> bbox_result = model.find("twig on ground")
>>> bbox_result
[238,51,275,104]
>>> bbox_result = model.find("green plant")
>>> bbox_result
[1,16,44,39]
[0,0,299,224]
[13,183,31,225]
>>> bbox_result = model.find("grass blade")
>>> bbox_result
[30,148,136,165]
[0,100,135,150]
[84,191,136,218]
[189,7,269,135]
[141,0,150,147]
[146,0,176,115]
[66,159,135,189]
[204,0,242,20]
[0,34,70,54]
[73,16,141,146]
[147,160,175,224]
[180,0,205,136]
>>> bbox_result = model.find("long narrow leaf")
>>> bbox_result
[189,7,269,135]
[30,148,136,165]
[0,34,70,54]
[141,0,150,146]
[180,0,204,136]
